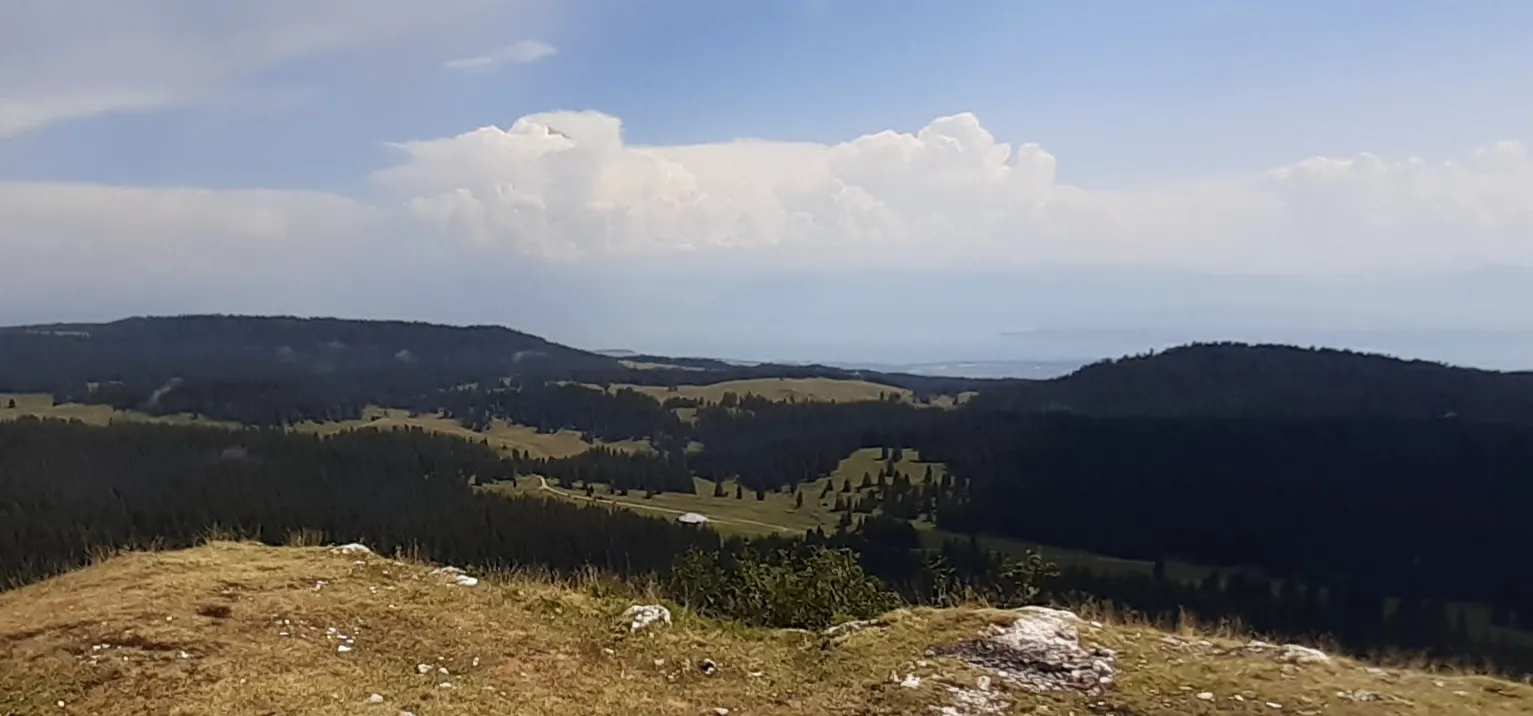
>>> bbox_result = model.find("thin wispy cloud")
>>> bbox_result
[442,41,557,73]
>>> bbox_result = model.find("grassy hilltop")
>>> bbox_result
[3,542,1529,716]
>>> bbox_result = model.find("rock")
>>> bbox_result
[898,673,921,688]
[1276,644,1331,665]
[429,566,479,587]
[1338,689,1383,702]
[710,709,730,716]
[415,663,432,675]
[699,658,718,676]
[367,693,385,704]
[822,619,876,638]
[330,543,373,556]
[936,606,1117,694]
[621,604,672,632]
[1196,692,1215,701]
[937,685,1011,715]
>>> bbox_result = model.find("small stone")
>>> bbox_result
[416,663,432,675]
[367,694,385,704]
[337,644,352,653]
[1196,692,1214,701]
[438,682,453,689]
[1266,702,1282,709]
[711,709,730,716]
[699,658,718,676]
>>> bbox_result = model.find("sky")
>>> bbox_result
[3,1,1533,367]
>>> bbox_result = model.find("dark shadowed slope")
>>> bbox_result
[967,342,1533,424]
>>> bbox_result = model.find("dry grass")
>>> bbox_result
[2,543,1527,716]
[608,378,916,405]
[0,393,231,428]
[294,407,652,460]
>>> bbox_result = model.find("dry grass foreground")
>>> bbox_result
[3,543,1530,715]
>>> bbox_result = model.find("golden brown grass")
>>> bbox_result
[292,407,639,460]
[2,543,1527,716]
[0,393,233,428]
[607,378,915,405]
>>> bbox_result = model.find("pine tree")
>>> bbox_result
[713,481,726,497]
[795,491,804,509]
[859,472,873,489]
[735,484,743,499]
[755,488,766,502]
[923,464,934,485]
[841,478,852,493]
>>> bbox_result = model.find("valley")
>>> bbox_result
[3,315,1533,680]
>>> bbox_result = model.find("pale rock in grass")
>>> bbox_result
[330,543,373,556]
[936,685,1011,715]
[1196,692,1215,701]
[937,606,1117,694]
[429,566,479,587]
[898,673,922,688]
[621,604,672,632]
[823,619,881,638]
[1276,644,1331,665]
[367,693,385,704]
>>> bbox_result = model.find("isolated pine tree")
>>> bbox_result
[795,492,804,509]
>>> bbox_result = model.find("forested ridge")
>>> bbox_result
[4,315,1533,673]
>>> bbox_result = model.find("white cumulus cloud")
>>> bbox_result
[4,110,1533,349]
[442,40,557,72]
[374,111,1533,272]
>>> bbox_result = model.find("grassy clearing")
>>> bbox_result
[2,398,646,461]
[491,448,950,538]
[2,542,1526,716]
[608,377,916,404]
[0,392,231,428]
[293,407,650,460]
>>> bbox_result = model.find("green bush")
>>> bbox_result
[670,545,900,629]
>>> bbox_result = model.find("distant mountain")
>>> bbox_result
[969,341,1533,424]
[0,315,621,392]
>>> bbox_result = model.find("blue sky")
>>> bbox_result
[3,1,1533,366]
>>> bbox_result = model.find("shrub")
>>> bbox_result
[670,545,900,629]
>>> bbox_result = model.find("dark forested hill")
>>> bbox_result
[967,342,1533,424]
[0,315,620,388]
[0,315,1000,424]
